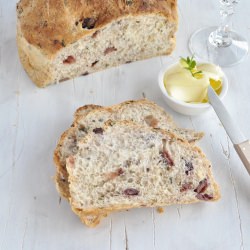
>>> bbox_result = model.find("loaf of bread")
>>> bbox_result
[66,120,220,226]
[16,0,178,87]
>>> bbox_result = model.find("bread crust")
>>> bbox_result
[16,25,55,87]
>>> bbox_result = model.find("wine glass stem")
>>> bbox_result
[209,1,236,47]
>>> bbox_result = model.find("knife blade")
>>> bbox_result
[207,85,245,144]
[208,85,250,175]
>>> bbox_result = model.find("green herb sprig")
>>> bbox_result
[180,56,203,79]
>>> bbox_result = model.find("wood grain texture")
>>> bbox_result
[0,0,250,249]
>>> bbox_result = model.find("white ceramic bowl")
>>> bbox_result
[158,61,229,116]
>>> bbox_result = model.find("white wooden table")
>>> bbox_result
[1,1,250,249]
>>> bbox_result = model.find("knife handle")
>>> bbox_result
[234,140,250,175]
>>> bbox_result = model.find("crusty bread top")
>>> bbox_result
[16,0,177,56]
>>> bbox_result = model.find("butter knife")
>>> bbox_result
[207,85,250,175]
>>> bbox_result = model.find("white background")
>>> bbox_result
[1,0,250,249]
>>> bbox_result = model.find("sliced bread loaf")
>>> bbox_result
[66,120,220,226]
[17,0,178,87]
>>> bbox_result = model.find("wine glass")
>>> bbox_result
[189,0,248,67]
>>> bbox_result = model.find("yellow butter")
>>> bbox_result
[164,62,223,103]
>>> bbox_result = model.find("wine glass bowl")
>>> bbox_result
[189,0,248,67]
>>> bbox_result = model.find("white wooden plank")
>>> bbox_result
[0,2,25,249]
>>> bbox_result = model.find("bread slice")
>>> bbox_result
[75,100,204,143]
[17,0,178,87]
[54,100,204,226]
[54,100,204,199]
[66,120,220,226]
